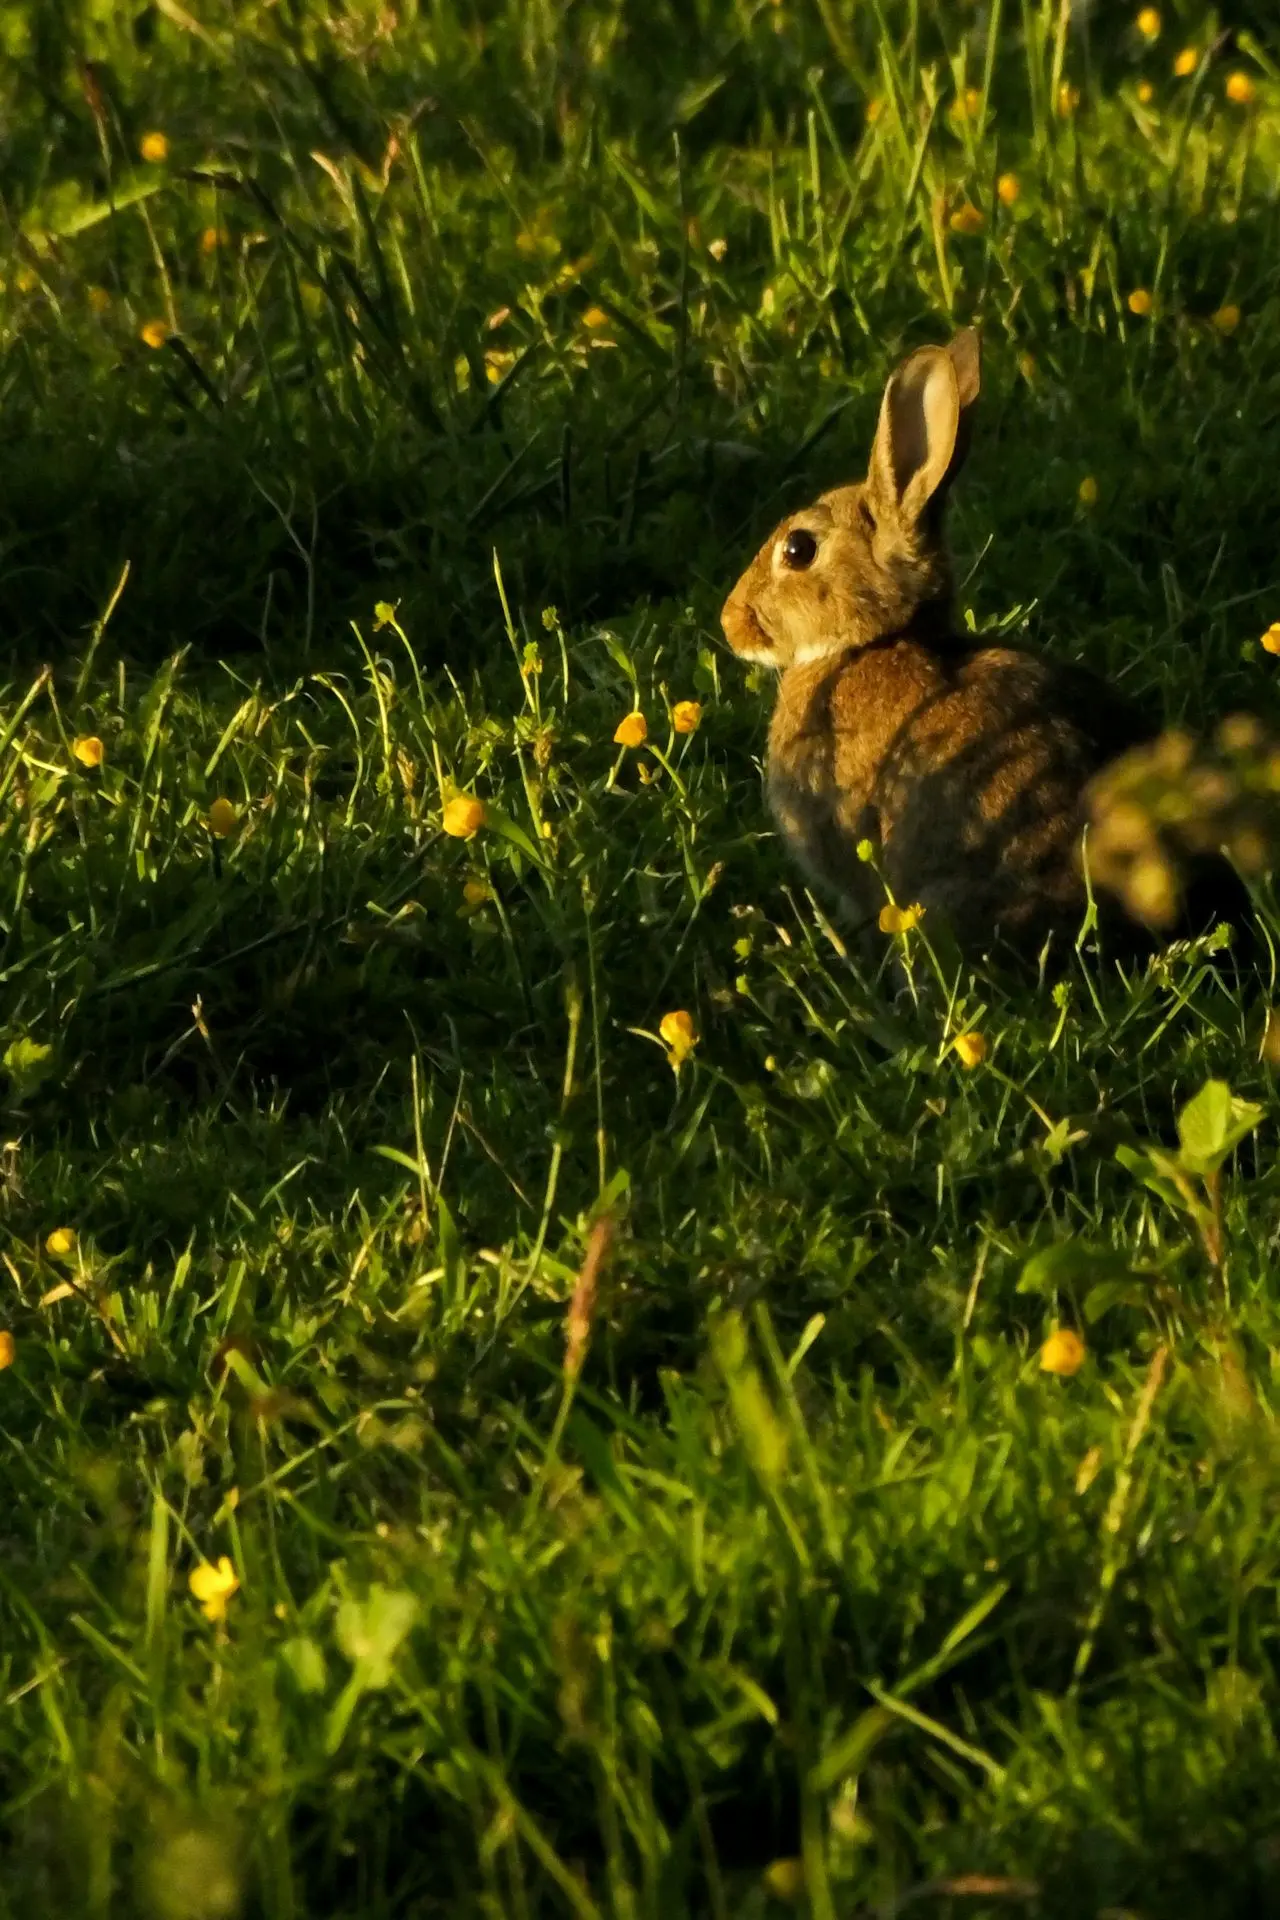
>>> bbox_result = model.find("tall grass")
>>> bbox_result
[2,3,1280,1914]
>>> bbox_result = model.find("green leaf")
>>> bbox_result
[1083,1280,1148,1323]
[280,1636,328,1696]
[1176,1079,1263,1177]
[3,1037,55,1099]
[335,1585,418,1690]
[1115,1144,1189,1215]
[1017,1243,1136,1295]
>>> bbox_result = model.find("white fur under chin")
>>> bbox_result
[791,639,846,666]
[733,644,781,667]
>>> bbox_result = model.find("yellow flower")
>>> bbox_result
[1211,304,1241,336]
[763,1859,805,1901]
[140,319,171,349]
[0,1331,13,1371]
[208,797,239,838]
[613,712,648,749]
[878,902,923,934]
[189,1555,240,1623]
[1039,1328,1086,1376]
[73,735,104,769]
[865,97,883,124]
[139,131,169,164]
[952,1031,987,1068]
[462,878,491,907]
[672,700,702,734]
[1018,351,1037,381]
[1137,80,1155,104]
[708,238,728,262]
[442,795,486,838]
[582,305,610,329]
[1078,474,1099,508]
[87,285,111,314]
[45,1227,77,1258]
[1056,82,1081,115]
[1225,71,1257,106]
[659,1009,697,1066]
[201,226,227,254]
[997,172,1020,206]
[1127,287,1153,316]
[951,86,983,120]
[1173,47,1198,78]
[484,349,515,384]
[1261,624,1280,656]
[948,202,985,235]
[1136,7,1161,39]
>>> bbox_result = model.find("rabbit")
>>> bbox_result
[719,327,1221,964]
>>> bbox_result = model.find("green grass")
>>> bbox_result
[4,3,1280,1915]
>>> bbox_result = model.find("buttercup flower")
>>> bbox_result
[1040,1328,1086,1376]
[1078,475,1099,508]
[948,202,985,235]
[672,700,702,734]
[1137,80,1155,104]
[73,736,104,769]
[140,319,171,349]
[1211,304,1241,335]
[189,1555,240,1623]
[763,1860,805,1901]
[659,1009,697,1067]
[1261,624,1280,656]
[208,797,239,838]
[1136,8,1161,39]
[614,712,648,749]
[462,878,491,907]
[1173,47,1198,77]
[582,306,610,329]
[1225,71,1257,106]
[442,796,486,838]
[952,1031,987,1068]
[45,1228,77,1258]
[997,173,1020,206]
[878,902,923,934]
[1127,288,1153,316]
[201,226,227,254]
[139,131,169,163]
[708,238,728,261]
[1056,82,1080,115]
[0,1331,13,1371]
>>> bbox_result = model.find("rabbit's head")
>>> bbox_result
[720,329,981,670]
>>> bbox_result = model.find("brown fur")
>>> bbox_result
[720,330,1152,961]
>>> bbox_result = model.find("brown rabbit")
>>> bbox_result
[720,328,1167,963]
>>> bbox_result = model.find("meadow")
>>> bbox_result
[3,1,1280,1914]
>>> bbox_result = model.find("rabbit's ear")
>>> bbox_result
[869,334,978,525]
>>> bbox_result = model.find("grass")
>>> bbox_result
[3,2,1280,1914]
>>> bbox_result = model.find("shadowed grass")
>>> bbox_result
[3,4,1280,1916]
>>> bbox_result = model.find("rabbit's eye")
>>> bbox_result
[781,528,818,570]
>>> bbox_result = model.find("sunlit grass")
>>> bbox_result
[2,4,1280,1916]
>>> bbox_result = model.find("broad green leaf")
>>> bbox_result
[1176,1079,1263,1177]
[335,1585,418,1689]
[3,1037,55,1098]
[1017,1243,1136,1295]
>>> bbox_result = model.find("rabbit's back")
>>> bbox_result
[768,641,1148,955]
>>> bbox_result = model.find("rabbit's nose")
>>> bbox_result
[721,594,775,662]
